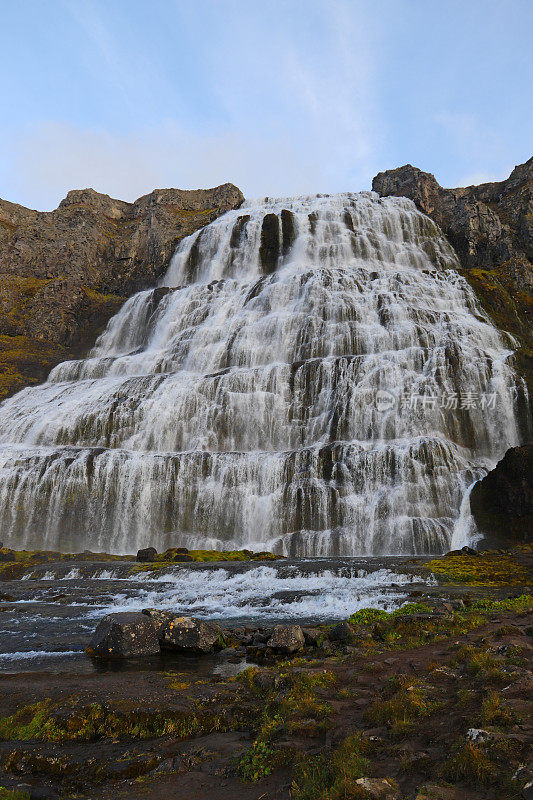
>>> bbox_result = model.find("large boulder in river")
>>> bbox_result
[267,624,305,653]
[141,608,177,637]
[88,612,160,658]
[160,616,224,653]
[470,444,533,545]
[137,547,157,562]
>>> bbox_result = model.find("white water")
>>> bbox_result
[0,192,525,554]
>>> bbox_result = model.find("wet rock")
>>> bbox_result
[470,444,533,544]
[259,213,280,274]
[329,621,356,642]
[29,788,59,800]
[160,616,224,654]
[522,782,533,800]
[136,546,157,562]
[88,612,160,658]
[302,627,323,646]
[354,777,399,799]
[267,624,305,653]
[141,608,177,637]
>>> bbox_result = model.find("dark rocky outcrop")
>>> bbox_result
[470,444,533,545]
[136,547,157,563]
[373,158,533,408]
[160,616,224,654]
[87,612,160,658]
[0,183,244,400]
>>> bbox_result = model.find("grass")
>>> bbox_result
[0,698,247,743]
[479,692,518,728]
[0,790,30,800]
[365,676,441,736]
[291,734,374,800]
[237,670,336,781]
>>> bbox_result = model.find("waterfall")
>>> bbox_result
[0,192,525,555]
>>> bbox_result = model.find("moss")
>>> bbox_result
[426,552,528,585]
[0,696,248,743]
[130,548,282,573]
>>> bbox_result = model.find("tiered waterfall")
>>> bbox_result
[0,193,526,555]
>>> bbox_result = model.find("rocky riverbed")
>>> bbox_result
[0,545,532,800]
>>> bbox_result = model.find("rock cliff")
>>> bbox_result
[470,444,532,545]
[0,184,244,400]
[373,158,533,405]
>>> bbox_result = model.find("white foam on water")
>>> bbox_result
[0,650,80,661]
[85,565,426,622]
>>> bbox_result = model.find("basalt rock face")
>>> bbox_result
[470,444,533,545]
[0,184,244,400]
[373,159,533,410]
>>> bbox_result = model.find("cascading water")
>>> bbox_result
[0,192,526,555]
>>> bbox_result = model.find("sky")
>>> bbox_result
[0,0,531,210]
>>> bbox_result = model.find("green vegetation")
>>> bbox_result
[0,789,30,800]
[130,547,282,572]
[237,669,336,781]
[0,698,246,743]
[426,552,527,585]
[365,676,441,736]
[291,734,374,800]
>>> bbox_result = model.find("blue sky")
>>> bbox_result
[1,0,531,209]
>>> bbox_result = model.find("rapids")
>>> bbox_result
[0,192,526,555]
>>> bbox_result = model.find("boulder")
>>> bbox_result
[329,621,356,642]
[141,608,176,637]
[160,616,224,654]
[136,546,157,562]
[354,777,399,799]
[0,548,15,562]
[470,444,533,544]
[267,624,305,654]
[88,612,160,658]
[302,627,323,646]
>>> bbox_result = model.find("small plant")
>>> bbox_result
[291,734,371,800]
[365,676,441,736]
[479,692,517,728]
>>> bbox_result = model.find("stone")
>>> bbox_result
[522,781,533,800]
[302,627,322,646]
[88,612,160,658]
[0,548,15,562]
[29,788,60,800]
[160,616,224,654]
[267,624,305,653]
[141,608,177,637]
[136,546,157,562]
[329,621,356,642]
[470,444,533,544]
[354,777,399,799]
